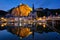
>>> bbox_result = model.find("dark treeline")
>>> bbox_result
[0,10,8,17]
[0,8,60,17]
[35,8,60,17]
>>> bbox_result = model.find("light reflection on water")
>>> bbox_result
[0,30,60,40]
[0,20,60,40]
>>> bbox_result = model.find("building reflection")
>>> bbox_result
[0,3,60,40]
[0,19,60,39]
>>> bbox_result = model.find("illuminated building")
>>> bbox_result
[29,4,37,19]
[11,4,32,17]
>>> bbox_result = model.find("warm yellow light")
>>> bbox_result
[38,18,42,20]
[12,4,32,16]
[1,24,4,27]
[1,17,4,19]
[43,16,46,18]
[4,19,7,21]
[3,23,7,25]
[20,28,31,37]
[39,23,42,25]
[43,24,46,28]
[42,16,46,20]
[20,4,32,16]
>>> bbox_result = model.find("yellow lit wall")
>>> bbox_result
[12,4,32,16]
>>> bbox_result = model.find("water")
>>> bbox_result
[0,30,60,40]
[0,20,60,40]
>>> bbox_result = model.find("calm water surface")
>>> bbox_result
[0,30,60,40]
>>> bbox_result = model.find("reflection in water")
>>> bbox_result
[0,30,20,40]
[0,20,60,40]
[7,27,32,38]
[0,30,60,40]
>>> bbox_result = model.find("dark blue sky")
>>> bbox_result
[0,0,60,11]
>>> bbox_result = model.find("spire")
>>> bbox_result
[31,4,37,19]
[32,4,35,14]
[32,4,34,11]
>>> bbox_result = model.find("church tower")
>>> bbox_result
[31,4,37,19]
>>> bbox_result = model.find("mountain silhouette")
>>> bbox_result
[0,10,8,17]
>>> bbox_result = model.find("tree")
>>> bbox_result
[0,10,8,17]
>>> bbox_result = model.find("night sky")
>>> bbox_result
[0,0,60,11]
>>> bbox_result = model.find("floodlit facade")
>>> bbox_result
[11,4,32,17]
